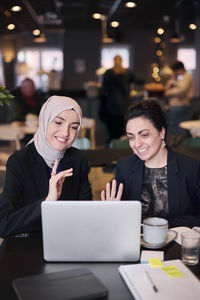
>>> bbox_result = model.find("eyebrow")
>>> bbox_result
[55,116,80,125]
[126,129,150,135]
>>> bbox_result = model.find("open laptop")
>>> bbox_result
[41,201,142,262]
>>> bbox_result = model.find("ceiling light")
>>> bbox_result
[153,67,159,73]
[170,20,184,43]
[11,6,22,12]
[33,29,40,36]
[169,33,182,43]
[111,21,119,28]
[7,24,15,30]
[156,50,163,56]
[125,2,137,8]
[189,24,197,30]
[152,73,159,79]
[155,76,161,82]
[154,37,161,43]
[33,33,47,43]
[157,28,164,35]
[102,37,114,43]
[92,13,102,20]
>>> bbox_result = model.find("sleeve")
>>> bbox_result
[0,155,43,238]
[168,162,200,228]
[165,73,192,98]
[78,155,92,200]
[128,70,145,85]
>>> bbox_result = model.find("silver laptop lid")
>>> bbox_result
[41,201,142,262]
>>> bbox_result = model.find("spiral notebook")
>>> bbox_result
[119,259,200,300]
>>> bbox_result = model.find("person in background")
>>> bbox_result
[0,95,92,238]
[101,100,200,228]
[10,77,43,122]
[100,55,144,144]
[165,61,194,134]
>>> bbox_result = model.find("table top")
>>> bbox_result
[0,235,200,300]
[179,120,200,130]
[0,122,37,135]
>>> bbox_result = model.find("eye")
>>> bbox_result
[141,132,149,138]
[55,120,62,125]
[70,124,79,130]
[127,135,134,141]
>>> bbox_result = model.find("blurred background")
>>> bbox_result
[0,0,200,146]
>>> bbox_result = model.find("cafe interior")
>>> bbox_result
[0,0,200,199]
[2,2,200,298]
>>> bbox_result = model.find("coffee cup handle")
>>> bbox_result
[141,223,144,233]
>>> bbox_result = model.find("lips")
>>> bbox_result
[56,136,67,143]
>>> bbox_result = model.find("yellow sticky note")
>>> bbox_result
[161,265,185,277]
[148,258,164,267]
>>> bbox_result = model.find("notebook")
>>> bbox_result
[119,259,200,300]
[13,268,108,300]
[41,200,142,262]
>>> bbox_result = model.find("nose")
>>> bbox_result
[134,136,142,148]
[61,124,70,137]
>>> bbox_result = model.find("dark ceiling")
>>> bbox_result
[0,0,199,38]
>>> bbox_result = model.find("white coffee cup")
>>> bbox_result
[143,217,168,245]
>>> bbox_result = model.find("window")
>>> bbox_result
[0,52,5,86]
[177,48,196,71]
[101,45,131,69]
[16,49,63,91]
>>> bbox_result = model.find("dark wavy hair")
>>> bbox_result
[125,100,167,135]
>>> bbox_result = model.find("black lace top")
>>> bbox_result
[141,165,168,218]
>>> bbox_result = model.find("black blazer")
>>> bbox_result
[0,143,92,238]
[115,147,200,228]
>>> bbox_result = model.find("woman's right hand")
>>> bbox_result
[101,179,123,201]
[45,159,73,201]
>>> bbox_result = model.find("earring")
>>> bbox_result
[162,138,166,148]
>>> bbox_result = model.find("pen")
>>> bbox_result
[145,270,158,293]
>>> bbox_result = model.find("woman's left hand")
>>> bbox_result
[45,159,73,201]
[101,179,123,201]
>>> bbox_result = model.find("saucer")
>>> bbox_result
[141,230,177,249]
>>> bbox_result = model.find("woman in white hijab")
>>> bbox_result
[0,96,92,238]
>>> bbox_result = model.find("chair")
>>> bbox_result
[79,117,96,149]
[0,124,25,171]
[72,137,91,150]
[110,138,129,149]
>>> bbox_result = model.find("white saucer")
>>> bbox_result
[141,230,177,249]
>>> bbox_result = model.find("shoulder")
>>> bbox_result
[117,154,139,168]
[7,142,38,165]
[168,148,200,169]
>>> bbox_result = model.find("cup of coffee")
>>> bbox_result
[143,217,168,245]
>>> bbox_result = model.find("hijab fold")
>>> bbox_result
[32,95,82,168]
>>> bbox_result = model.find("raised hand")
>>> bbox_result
[45,159,73,201]
[101,179,123,201]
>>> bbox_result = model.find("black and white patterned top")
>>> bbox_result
[141,165,168,218]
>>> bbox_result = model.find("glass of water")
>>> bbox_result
[181,232,200,265]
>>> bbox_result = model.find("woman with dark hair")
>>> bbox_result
[101,100,200,228]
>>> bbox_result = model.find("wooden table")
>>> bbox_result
[179,120,200,130]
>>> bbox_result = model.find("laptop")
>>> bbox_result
[41,201,142,262]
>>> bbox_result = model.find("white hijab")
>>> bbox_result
[32,95,82,168]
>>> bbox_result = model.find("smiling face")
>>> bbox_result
[126,116,166,165]
[46,109,80,151]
